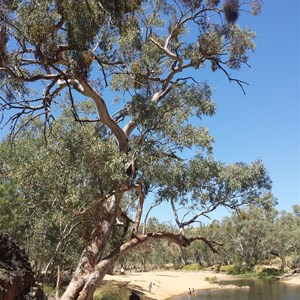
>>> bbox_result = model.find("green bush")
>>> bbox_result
[181,264,203,271]
[219,265,234,273]
[257,268,281,279]
[226,264,248,275]
[204,276,218,282]
[94,284,131,300]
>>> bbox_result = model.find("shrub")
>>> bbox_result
[181,264,203,271]
[94,284,131,300]
[204,276,218,282]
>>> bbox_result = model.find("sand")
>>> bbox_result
[104,270,238,299]
[104,270,300,299]
[281,274,300,287]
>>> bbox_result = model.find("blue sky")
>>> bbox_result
[206,0,300,214]
[150,1,300,222]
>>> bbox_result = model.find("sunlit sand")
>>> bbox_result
[104,270,237,299]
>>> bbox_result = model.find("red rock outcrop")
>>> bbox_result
[0,230,46,300]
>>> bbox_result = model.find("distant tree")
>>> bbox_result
[292,205,300,217]
[0,131,82,296]
[0,1,272,299]
[221,206,275,270]
[268,210,300,271]
[291,205,300,268]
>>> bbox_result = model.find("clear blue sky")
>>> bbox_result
[150,1,300,222]
[206,0,300,214]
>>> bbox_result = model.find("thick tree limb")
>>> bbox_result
[78,79,128,153]
[189,237,224,254]
[105,231,223,265]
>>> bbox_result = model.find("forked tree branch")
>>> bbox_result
[101,231,223,270]
[78,79,129,153]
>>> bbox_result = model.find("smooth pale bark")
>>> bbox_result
[78,79,129,153]
[61,194,121,300]
[55,264,61,300]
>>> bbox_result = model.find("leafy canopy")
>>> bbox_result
[0,0,271,234]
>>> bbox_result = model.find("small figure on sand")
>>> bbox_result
[148,282,153,292]
[189,288,195,295]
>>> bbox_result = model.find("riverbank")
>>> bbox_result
[281,274,300,287]
[103,270,238,299]
[103,270,300,299]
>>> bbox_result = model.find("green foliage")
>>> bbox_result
[153,157,274,217]
[223,266,281,279]
[10,115,126,211]
[115,204,300,275]
[0,111,128,278]
[16,0,60,44]
[204,275,218,282]
[219,264,234,273]
[226,264,248,275]
[182,264,203,271]
[63,1,102,51]
[94,283,131,300]
[257,268,281,279]
[0,182,29,240]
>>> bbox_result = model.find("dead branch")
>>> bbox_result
[189,236,224,253]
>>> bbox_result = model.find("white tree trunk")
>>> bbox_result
[60,194,121,300]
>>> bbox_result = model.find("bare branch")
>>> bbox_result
[132,184,145,235]
[8,111,50,141]
[142,199,162,235]
[215,61,249,94]
[170,198,182,229]
[180,204,219,228]
[189,236,224,253]
[0,67,60,82]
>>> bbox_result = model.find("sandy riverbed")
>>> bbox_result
[104,270,239,299]
[282,274,300,287]
[104,270,300,299]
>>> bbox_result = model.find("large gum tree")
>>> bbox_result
[0,0,273,299]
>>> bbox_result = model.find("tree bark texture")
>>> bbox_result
[61,194,121,300]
